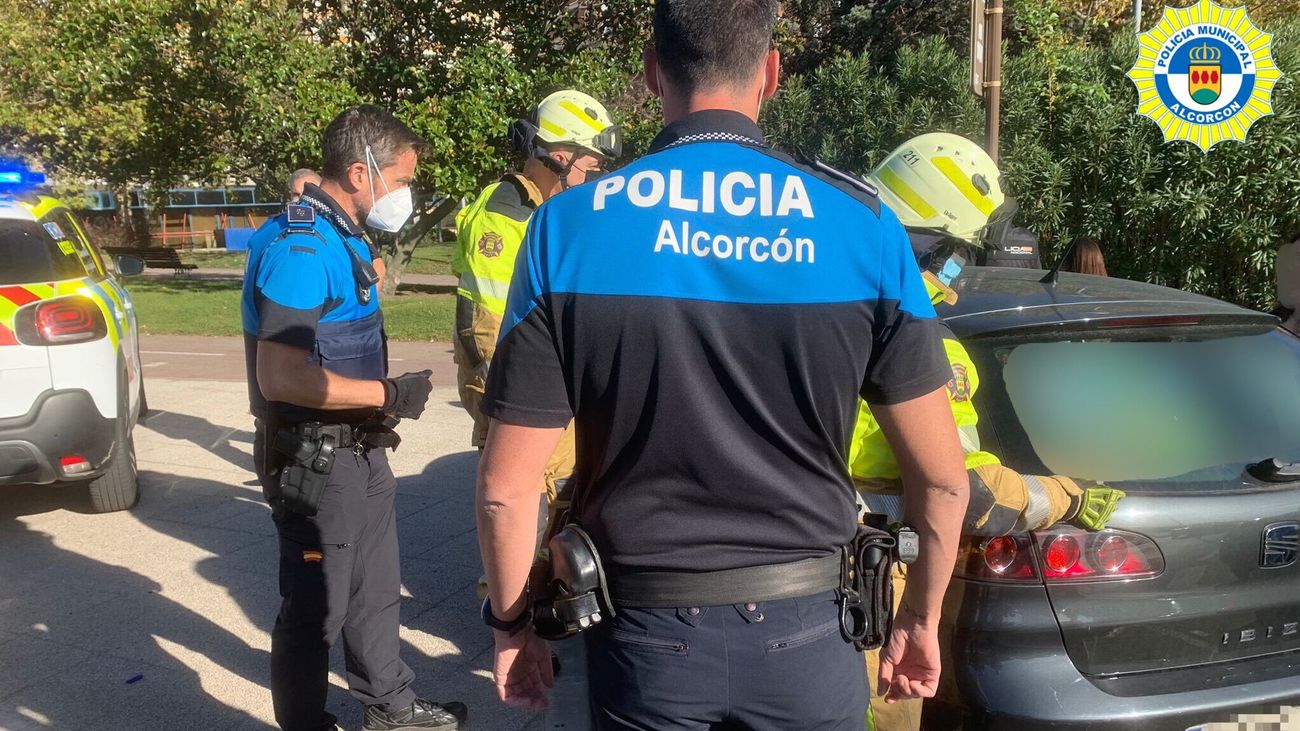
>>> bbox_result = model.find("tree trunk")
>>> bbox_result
[380,196,458,297]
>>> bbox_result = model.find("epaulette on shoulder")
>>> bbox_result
[271,205,326,247]
[793,150,881,218]
[286,204,316,227]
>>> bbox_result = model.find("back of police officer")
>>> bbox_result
[242,105,467,731]
[475,3,971,728]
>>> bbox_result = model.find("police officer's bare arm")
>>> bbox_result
[257,340,386,410]
[475,419,565,707]
[871,385,970,701]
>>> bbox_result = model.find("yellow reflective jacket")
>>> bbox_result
[849,330,1001,481]
[454,175,541,316]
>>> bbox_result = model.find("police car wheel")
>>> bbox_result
[87,399,139,513]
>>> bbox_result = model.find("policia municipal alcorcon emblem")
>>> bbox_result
[1128,0,1282,151]
[477,231,505,258]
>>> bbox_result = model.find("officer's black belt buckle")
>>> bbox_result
[354,413,402,454]
[607,553,843,609]
[531,524,616,641]
[839,522,898,651]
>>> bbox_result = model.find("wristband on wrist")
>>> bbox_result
[482,596,532,636]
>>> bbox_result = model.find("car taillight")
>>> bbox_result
[59,455,92,476]
[954,527,1164,583]
[955,534,1039,582]
[14,297,107,346]
[1035,527,1164,582]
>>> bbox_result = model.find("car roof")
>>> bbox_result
[939,267,1272,339]
[0,197,40,221]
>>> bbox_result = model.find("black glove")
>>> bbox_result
[381,370,434,419]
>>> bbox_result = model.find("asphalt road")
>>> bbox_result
[0,356,538,730]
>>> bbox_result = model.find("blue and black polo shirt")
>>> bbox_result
[481,110,950,575]
[242,183,386,426]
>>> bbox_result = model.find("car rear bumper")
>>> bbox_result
[929,580,1300,731]
[0,389,115,486]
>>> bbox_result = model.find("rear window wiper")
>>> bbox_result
[1246,458,1300,483]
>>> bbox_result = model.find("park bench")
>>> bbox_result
[104,246,198,277]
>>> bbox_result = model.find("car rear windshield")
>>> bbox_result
[994,329,1300,489]
[0,219,88,284]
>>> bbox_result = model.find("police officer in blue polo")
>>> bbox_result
[475,2,971,728]
[243,105,468,731]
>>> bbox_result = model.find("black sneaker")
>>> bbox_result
[362,698,468,731]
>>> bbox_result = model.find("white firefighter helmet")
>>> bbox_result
[519,89,622,161]
[866,132,1005,244]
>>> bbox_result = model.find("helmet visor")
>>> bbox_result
[591,126,623,160]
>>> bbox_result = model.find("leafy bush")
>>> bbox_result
[764,18,1300,309]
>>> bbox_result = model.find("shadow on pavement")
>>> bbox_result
[143,409,255,472]
[0,484,270,730]
[127,428,534,731]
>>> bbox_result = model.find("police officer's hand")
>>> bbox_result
[381,370,434,419]
[878,603,943,703]
[492,626,554,709]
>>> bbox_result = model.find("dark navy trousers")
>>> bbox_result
[587,590,869,730]
[255,431,416,731]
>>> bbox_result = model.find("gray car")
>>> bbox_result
[924,267,1300,730]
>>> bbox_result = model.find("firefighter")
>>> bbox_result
[452,89,620,516]
[856,133,1125,731]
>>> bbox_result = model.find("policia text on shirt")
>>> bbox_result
[475,1,970,728]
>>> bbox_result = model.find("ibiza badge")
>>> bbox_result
[1128,0,1281,152]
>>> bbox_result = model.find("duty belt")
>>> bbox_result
[294,422,358,448]
[606,553,843,608]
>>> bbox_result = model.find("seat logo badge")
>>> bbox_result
[1262,522,1299,569]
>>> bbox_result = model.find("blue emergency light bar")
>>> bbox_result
[0,166,47,189]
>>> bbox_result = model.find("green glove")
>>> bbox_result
[1069,485,1126,531]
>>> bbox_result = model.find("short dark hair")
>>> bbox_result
[321,105,430,180]
[653,0,778,92]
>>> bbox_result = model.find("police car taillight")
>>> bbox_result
[14,297,107,346]
[59,455,92,475]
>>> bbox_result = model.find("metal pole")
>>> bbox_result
[984,0,1004,163]
[1134,0,1143,33]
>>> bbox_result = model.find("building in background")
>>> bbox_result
[83,185,283,250]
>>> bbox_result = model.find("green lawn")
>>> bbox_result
[178,243,455,277]
[179,250,249,270]
[399,242,455,276]
[125,279,455,342]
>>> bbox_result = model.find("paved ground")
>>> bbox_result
[139,336,461,385]
[0,337,541,731]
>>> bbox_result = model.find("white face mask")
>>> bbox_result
[364,145,414,233]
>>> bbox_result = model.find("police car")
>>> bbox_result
[0,166,146,512]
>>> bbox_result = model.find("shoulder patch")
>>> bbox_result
[289,245,316,255]
[766,148,882,218]
[485,177,537,222]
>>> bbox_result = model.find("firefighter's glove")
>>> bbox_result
[1070,485,1126,531]
[382,370,434,420]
